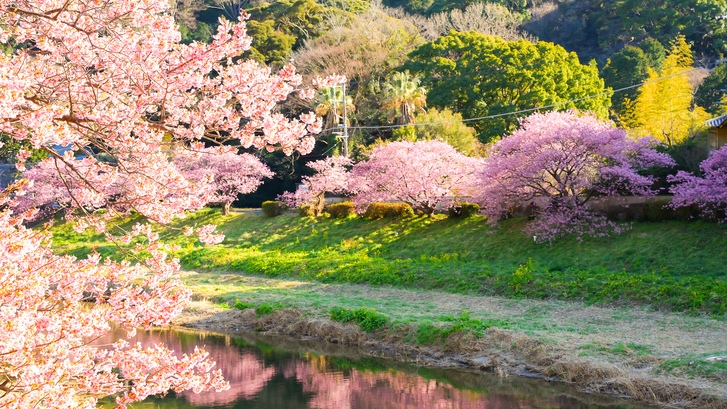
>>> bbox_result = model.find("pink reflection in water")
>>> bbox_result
[96,330,275,406]
[283,355,507,409]
[99,330,544,409]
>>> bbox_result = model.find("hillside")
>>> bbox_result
[52,209,727,315]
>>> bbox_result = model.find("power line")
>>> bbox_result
[319,65,703,134]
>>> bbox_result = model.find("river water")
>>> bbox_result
[101,329,648,409]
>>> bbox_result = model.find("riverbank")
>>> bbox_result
[171,270,727,409]
[49,210,727,406]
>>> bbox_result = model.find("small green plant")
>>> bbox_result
[511,259,535,294]
[325,202,356,218]
[261,200,286,217]
[363,202,414,220]
[329,306,389,332]
[448,202,480,218]
[416,322,444,344]
[233,300,255,310]
[441,310,509,337]
[255,302,286,316]
[415,312,509,345]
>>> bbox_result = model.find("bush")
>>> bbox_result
[329,306,389,332]
[363,202,414,220]
[232,300,254,310]
[261,200,285,217]
[325,202,356,218]
[645,197,674,222]
[297,204,315,217]
[448,202,480,218]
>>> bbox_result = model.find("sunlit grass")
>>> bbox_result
[51,208,727,314]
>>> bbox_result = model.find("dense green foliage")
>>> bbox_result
[589,0,727,58]
[402,32,611,142]
[696,64,727,116]
[324,202,356,218]
[244,20,297,66]
[382,0,527,16]
[52,210,727,315]
[261,200,286,217]
[530,0,727,61]
[601,40,665,119]
[363,202,415,219]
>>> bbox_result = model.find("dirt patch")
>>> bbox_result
[171,301,727,409]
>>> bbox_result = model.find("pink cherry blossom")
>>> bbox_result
[669,145,727,219]
[475,111,674,242]
[175,147,273,214]
[349,141,482,216]
[278,156,352,213]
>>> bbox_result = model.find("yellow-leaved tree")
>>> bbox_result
[626,35,708,147]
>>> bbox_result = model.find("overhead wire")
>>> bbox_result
[318,65,705,134]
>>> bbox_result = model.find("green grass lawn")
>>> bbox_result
[50,209,727,315]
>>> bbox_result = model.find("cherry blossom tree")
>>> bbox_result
[175,147,274,214]
[475,111,674,242]
[349,141,482,216]
[669,145,727,219]
[0,0,321,407]
[278,155,352,214]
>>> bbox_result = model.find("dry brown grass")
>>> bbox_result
[174,273,727,409]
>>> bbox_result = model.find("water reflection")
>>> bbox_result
[99,329,640,409]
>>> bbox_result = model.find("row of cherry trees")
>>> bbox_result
[281,110,727,242]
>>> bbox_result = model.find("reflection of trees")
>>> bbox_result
[99,330,619,409]
[284,356,352,409]
[281,355,512,409]
[180,352,275,406]
[97,330,276,406]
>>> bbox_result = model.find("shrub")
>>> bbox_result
[325,202,356,218]
[330,306,389,332]
[232,300,255,310]
[261,200,285,217]
[448,202,480,218]
[645,197,674,221]
[297,204,315,217]
[363,202,414,220]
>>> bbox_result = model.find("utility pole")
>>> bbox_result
[341,83,349,158]
[331,82,350,158]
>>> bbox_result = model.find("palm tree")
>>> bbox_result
[313,86,355,135]
[382,71,427,125]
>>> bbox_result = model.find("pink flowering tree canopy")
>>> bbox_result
[175,147,274,214]
[0,1,321,408]
[475,111,675,242]
[278,155,352,213]
[669,145,727,219]
[350,141,482,216]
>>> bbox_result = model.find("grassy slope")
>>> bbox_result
[51,209,727,315]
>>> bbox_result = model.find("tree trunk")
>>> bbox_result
[222,202,231,215]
